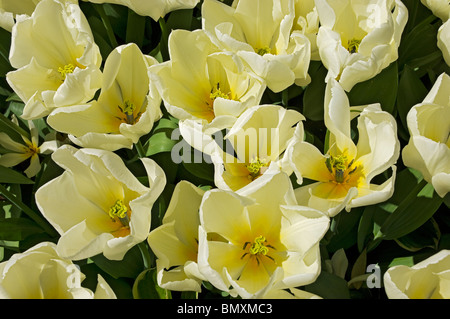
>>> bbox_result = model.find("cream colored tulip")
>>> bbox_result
[150,28,266,133]
[402,72,450,198]
[147,181,206,292]
[384,250,450,299]
[315,0,408,91]
[202,0,311,93]
[35,145,166,261]
[0,0,40,31]
[6,0,102,120]
[47,43,162,151]
[204,104,304,192]
[420,0,450,21]
[0,118,59,177]
[288,79,400,217]
[82,0,200,21]
[438,19,450,66]
[198,171,330,298]
[0,242,116,299]
[293,0,320,60]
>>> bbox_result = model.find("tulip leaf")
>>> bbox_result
[395,218,441,252]
[90,245,144,279]
[396,65,429,132]
[126,8,146,48]
[347,61,398,115]
[304,270,351,299]
[302,62,327,121]
[0,166,34,185]
[145,131,178,157]
[0,218,45,241]
[132,268,171,299]
[376,182,443,241]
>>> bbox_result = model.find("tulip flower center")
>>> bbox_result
[117,100,141,124]
[325,153,359,184]
[58,63,75,80]
[255,46,271,56]
[24,140,39,157]
[347,39,361,54]
[108,199,130,227]
[246,157,270,180]
[241,235,275,265]
[204,83,234,122]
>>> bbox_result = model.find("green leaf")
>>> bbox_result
[395,218,441,252]
[90,244,144,279]
[145,131,178,156]
[350,249,367,289]
[304,271,351,299]
[132,268,171,299]
[396,65,429,131]
[302,62,327,121]
[0,166,34,184]
[0,218,45,241]
[126,8,147,48]
[377,182,443,240]
[347,61,398,114]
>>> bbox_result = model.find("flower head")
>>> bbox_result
[384,250,450,299]
[202,0,311,92]
[47,43,162,151]
[315,0,408,91]
[402,72,450,198]
[0,118,59,177]
[147,181,206,292]
[150,29,265,134]
[0,242,116,299]
[198,171,329,298]
[288,79,400,217]
[35,145,166,261]
[6,0,102,120]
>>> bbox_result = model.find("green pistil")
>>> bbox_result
[246,158,269,180]
[347,39,361,54]
[325,154,357,183]
[256,47,271,56]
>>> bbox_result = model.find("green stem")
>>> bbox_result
[281,89,289,108]
[135,140,146,158]
[138,241,153,269]
[0,183,58,237]
[94,4,119,48]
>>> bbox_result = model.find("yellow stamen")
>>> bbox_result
[246,158,269,180]
[58,63,75,80]
[209,83,232,101]
[108,199,129,227]
[347,39,361,54]
[117,100,141,124]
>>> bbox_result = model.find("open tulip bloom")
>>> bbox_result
[6,0,102,120]
[35,145,166,261]
[402,72,450,198]
[315,0,408,92]
[47,43,162,151]
[198,171,330,298]
[150,28,266,134]
[288,79,400,217]
[0,242,116,299]
[201,0,311,93]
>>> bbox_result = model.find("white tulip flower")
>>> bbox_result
[402,72,450,198]
[315,0,408,91]
[6,0,102,120]
[0,242,116,299]
[35,145,166,261]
